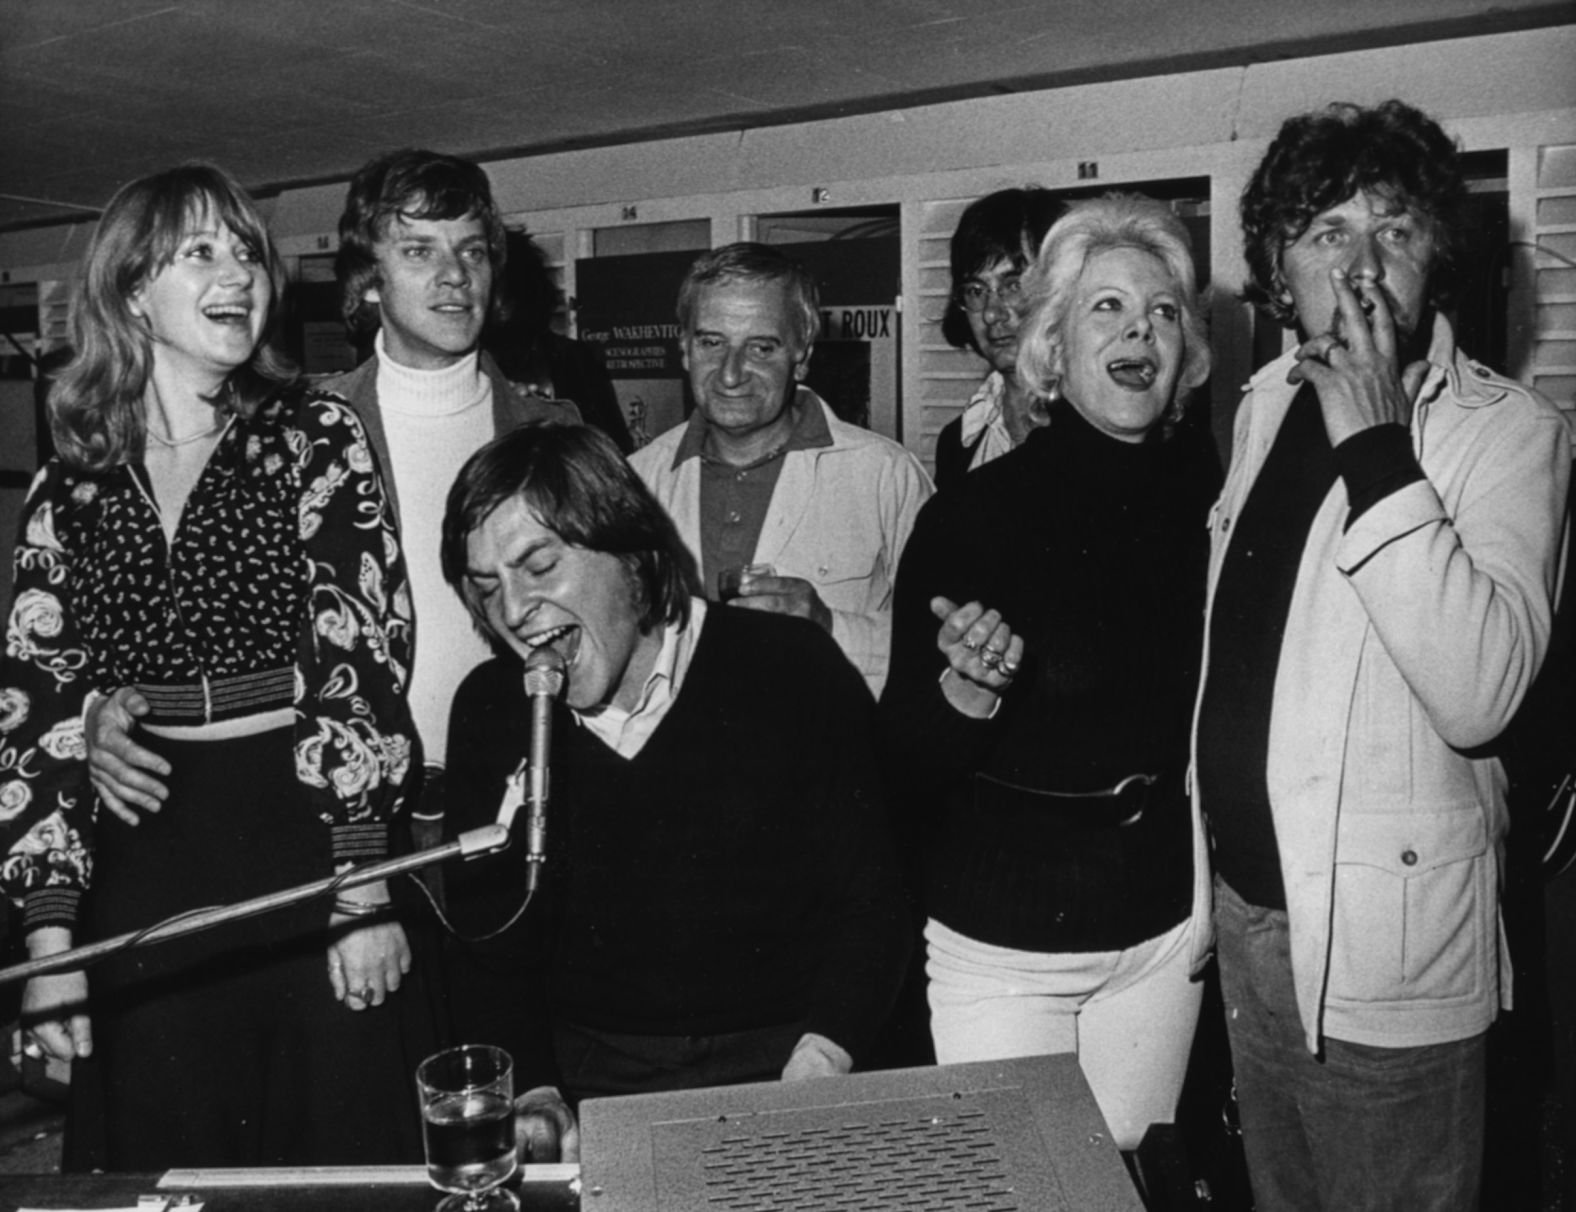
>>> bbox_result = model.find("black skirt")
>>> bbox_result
[74,726,434,1170]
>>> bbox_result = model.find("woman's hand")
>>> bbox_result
[931,596,1025,718]
[16,928,92,1062]
[327,881,410,1010]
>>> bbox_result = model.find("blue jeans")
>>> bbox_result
[1214,878,1485,1212]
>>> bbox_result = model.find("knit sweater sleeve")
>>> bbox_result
[1,463,96,932]
[878,487,1005,785]
[290,392,417,866]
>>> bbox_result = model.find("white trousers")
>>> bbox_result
[925,916,1201,1151]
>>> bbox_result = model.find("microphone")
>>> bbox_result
[521,646,567,893]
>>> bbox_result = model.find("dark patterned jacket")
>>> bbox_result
[0,388,416,931]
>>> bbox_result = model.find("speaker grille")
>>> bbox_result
[655,1093,1041,1210]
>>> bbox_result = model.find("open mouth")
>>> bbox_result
[523,623,579,668]
[202,303,252,325]
[1106,357,1158,390]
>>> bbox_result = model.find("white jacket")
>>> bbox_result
[1192,314,1571,1051]
[630,390,933,698]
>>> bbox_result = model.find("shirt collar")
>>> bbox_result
[957,371,1008,444]
[671,386,834,470]
[957,371,1017,470]
[573,598,707,757]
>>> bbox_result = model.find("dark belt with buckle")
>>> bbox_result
[972,769,1172,829]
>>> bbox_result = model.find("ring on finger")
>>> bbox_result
[962,637,979,651]
[980,649,1001,668]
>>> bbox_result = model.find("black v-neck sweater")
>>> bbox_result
[443,607,910,1089]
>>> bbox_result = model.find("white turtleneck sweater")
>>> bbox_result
[374,331,496,780]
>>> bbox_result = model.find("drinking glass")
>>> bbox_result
[416,1044,519,1212]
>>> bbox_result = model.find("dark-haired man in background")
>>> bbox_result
[933,187,1062,490]
[486,228,633,453]
[1193,100,1569,1210]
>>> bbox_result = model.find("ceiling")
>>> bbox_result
[2,0,1571,233]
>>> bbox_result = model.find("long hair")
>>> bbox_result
[942,187,1064,353]
[441,424,699,638]
[49,163,292,471]
[1014,194,1211,426]
[675,243,819,352]
[1240,100,1468,327]
[336,148,509,336]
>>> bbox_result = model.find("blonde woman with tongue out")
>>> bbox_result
[1,163,432,1170]
[880,194,1217,1157]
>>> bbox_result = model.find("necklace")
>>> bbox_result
[146,419,225,449]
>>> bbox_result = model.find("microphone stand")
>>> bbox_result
[0,823,509,987]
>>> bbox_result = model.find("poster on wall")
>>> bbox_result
[574,250,695,448]
[793,235,899,438]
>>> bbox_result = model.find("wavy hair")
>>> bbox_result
[335,148,509,335]
[675,243,819,353]
[48,163,293,471]
[942,187,1064,353]
[1241,100,1467,328]
[1014,194,1211,426]
[441,424,700,638]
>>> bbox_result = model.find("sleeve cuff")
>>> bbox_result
[331,821,390,864]
[23,887,82,932]
[1334,423,1425,526]
[785,1032,854,1077]
[938,667,1004,720]
[410,763,447,823]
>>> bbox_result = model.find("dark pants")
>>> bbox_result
[1214,878,1486,1212]
[552,1019,804,1105]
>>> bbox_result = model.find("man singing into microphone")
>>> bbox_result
[438,424,911,1159]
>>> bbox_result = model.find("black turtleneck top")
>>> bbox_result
[880,399,1220,952]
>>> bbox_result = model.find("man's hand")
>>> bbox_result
[781,1033,852,1082]
[86,687,170,826]
[729,573,833,633]
[1288,267,1429,448]
[514,1085,580,1164]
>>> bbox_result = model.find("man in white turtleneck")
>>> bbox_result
[85,150,577,856]
[322,150,578,849]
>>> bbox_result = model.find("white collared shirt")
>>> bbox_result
[956,371,1018,474]
[574,598,708,758]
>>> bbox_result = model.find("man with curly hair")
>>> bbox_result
[1193,99,1570,1210]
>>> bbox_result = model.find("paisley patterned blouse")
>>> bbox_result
[0,388,415,932]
